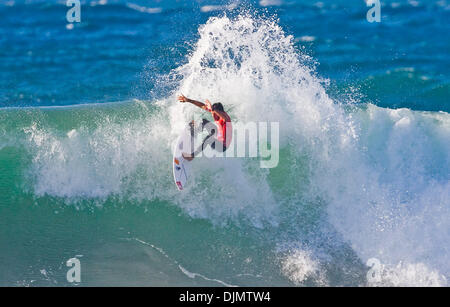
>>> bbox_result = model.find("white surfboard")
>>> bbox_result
[173,126,193,190]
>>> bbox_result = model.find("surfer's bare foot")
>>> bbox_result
[182,153,194,161]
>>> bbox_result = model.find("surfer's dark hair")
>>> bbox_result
[212,102,224,112]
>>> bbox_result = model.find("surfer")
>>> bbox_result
[177,95,232,161]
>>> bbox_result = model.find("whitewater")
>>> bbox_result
[0,14,449,286]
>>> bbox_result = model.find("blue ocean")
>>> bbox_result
[0,0,449,286]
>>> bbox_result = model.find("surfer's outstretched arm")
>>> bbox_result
[177,95,210,111]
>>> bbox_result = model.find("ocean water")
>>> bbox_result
[0,0,449,286]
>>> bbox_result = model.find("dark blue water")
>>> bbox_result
[1,0,449,111]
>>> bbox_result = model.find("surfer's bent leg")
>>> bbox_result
[188,120,196,156]
[210,140,226,152]
[189,119,216,157]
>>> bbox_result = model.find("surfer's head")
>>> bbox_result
[211,102,225,120]
[212,103,224,120]
[212,102,224,112]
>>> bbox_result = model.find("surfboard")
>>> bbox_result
[173,125,193,190]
